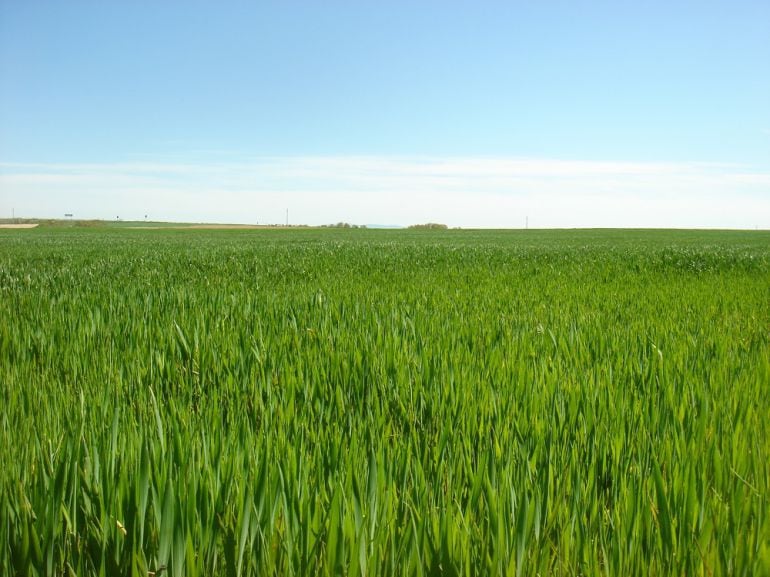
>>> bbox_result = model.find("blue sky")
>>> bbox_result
[1,1,769,227]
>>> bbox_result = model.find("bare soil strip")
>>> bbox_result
[0,224,39,229]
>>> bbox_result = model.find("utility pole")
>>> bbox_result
[286,208,289,227]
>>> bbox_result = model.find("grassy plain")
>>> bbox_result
[1,227,769,576]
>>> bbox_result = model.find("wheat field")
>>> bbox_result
[1,227,768,576]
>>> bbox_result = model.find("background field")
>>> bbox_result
[1,227,769,576]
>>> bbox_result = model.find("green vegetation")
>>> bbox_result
[1,227,769,576]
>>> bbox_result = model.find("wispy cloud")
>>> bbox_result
[1,156,768,228]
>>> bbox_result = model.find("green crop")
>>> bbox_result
[1,227,769,576]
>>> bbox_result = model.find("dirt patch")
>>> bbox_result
[0,224,39,229]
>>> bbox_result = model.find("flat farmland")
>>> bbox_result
[1,227,768,576]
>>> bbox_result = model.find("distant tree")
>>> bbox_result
[323,222,365,229]
[408,223,448,230]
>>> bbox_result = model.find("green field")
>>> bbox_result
[1,227,769,576]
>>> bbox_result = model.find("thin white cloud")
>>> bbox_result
[1,156,768,228]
